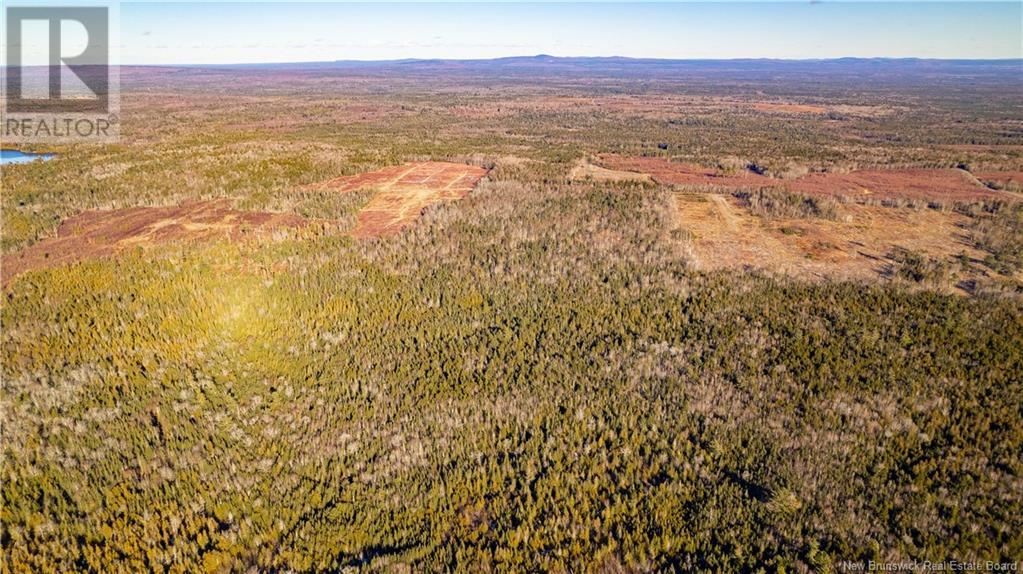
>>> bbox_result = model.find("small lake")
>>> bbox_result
[1,150,56,165]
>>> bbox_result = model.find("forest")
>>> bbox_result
[1,59,1021,572]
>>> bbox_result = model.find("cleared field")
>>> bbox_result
[310,161,489,237]
[1,162,487,283]
[568,158,654,183]
[602,155,766,188]
[675,192,993,288]
[603,155,1014,204]
[1,200,313,284]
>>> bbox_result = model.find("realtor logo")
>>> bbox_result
[1,2,119,142]
[6,7,109,112]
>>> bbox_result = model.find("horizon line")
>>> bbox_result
[17,54,1020,68]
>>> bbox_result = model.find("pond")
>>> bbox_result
[1,150,56,165]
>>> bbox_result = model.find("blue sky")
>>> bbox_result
[112,2,1022,64]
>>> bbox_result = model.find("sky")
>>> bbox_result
[6,1,1023,65]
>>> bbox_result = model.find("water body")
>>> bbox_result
[1,150,55,165]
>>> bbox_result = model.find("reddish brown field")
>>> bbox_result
[1,200,313,284]
[974,171,1023,188]
[311,161,489,237]
[601,155,1013,203]
[2,162,487,283]
[788,169,1003,203]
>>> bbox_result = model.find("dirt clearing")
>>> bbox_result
[601,155,771,188]
[310,161,488,237]
[569,158,654,184]
[3,162,487,283]
[2,200,315,284]
[675,192,992,287]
